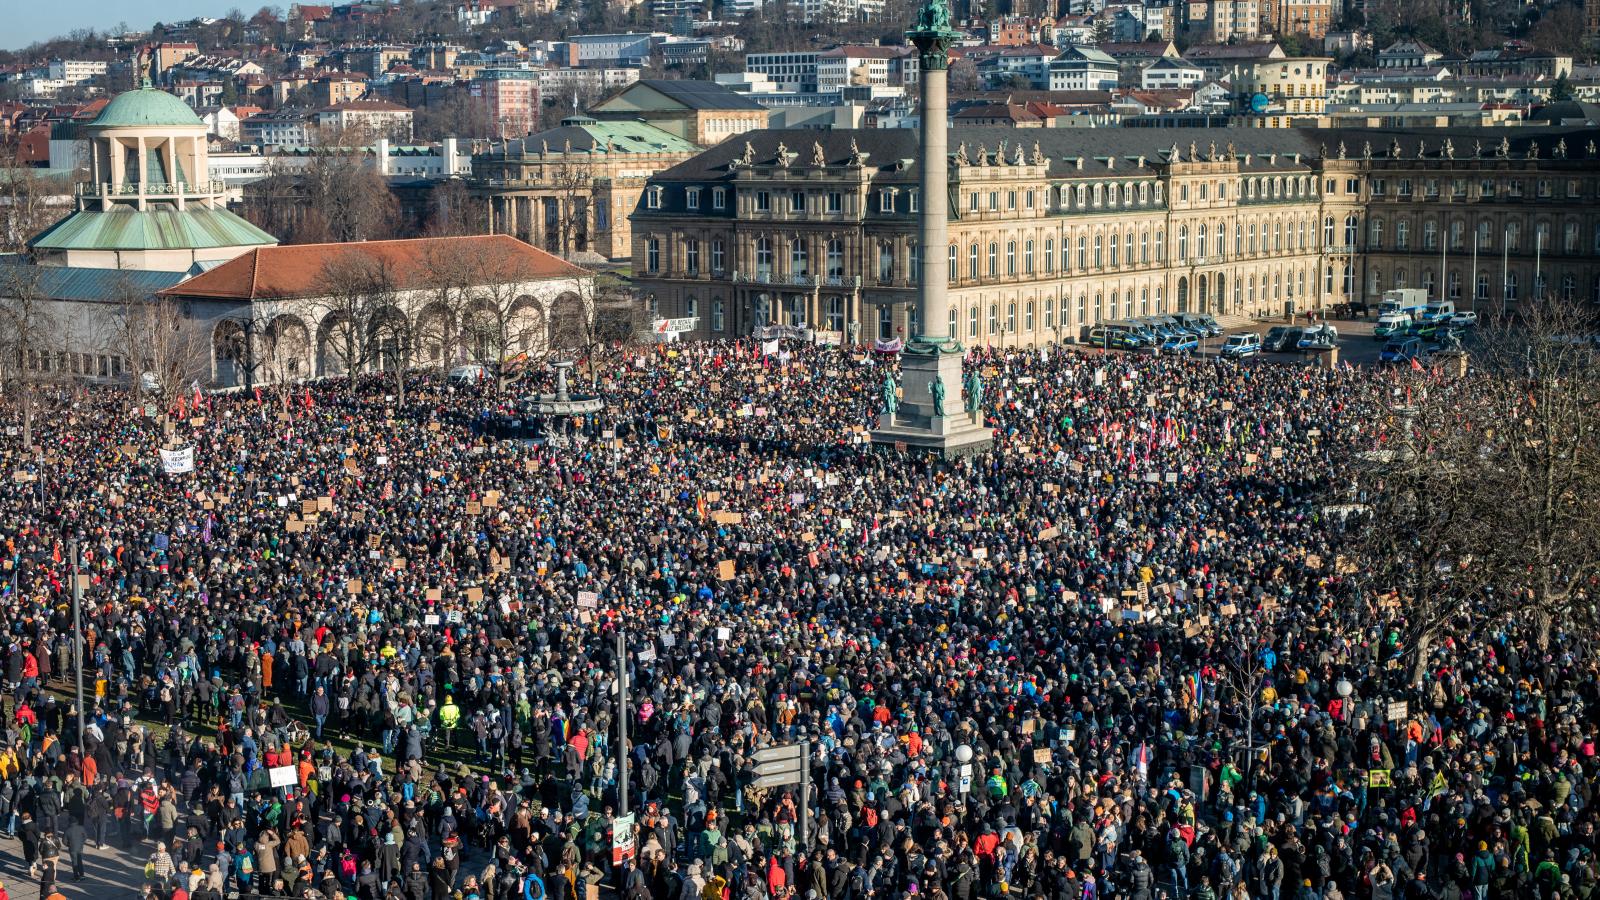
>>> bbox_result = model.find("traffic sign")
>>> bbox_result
[751,742,806,789]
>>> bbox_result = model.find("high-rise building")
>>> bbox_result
[1261,0,1333,38]
[471,68,541,138]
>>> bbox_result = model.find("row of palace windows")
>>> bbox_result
[646,172,1323,219]
[643,216,1341,279]
[1370,176,1591,202]
[647,174,1599,221]
[642,213,1600,281]
[1365,218,1600,255]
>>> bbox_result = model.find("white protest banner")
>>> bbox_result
[269,765,298,788]
[159,446,195,475]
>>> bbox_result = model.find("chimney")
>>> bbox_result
[443,135,458,176]
[375,136,389,176]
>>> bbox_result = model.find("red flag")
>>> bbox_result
[193,384,203,410]
[1409,357,1424,372]
[254,388,263,405]
[303,388,314,410]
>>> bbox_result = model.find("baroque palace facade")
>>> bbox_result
[628,126,1600,346]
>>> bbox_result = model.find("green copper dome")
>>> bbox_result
[91,88,204,129]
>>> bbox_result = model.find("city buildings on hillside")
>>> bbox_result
[1230,56,1331,127]
[312,99,414,141]
[626,126,1600,346]
[1260,0,1333,39]
[1049,47,1121,91]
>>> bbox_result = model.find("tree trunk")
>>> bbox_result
[1535,609,1553,651]
[1408,631,1434,687]
[21,396,31,449]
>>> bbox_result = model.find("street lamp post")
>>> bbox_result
[617,628,629,817]
[955,743,973,797]
[70,540,85,757]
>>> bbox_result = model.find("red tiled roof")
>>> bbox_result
[161,235,589,301]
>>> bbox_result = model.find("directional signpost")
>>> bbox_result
[751,741,809,848]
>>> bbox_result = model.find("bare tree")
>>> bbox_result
[239,156,306,243]
[422,179,488,238]
[568,272,639,385]
[547,154,596,257]
[298,148,402,243]
[0,142,71,254]
[415,242,475,374]
[1468,300,1600,646]
[108,278,213,413]
[0,265,62,447]
[451,240,549,393]
[1342,369,1505,684]
[312,252,399,395]
[242,144,400,244]
[1212,628,1272,783]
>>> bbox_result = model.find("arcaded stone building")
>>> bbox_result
[627,126,1600,346]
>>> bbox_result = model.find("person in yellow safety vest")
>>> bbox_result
[439,696,462,747]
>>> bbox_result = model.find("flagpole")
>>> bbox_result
[1534,227,1542,300]
[1439,219,1448,304]
[1471,232,1479,311]
[1501,226,1509,317]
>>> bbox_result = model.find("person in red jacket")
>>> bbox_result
[766,853,786,897]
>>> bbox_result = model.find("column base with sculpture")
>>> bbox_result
[870,344,994,458]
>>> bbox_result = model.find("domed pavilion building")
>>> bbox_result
[27,86,277,271]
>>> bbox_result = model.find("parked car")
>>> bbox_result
[1379,336,1424,364]
[1086,326,1145,350]
[1161,333,1200,353]
[1297,324,1338,350]
[1263,326,1304,352]
[1179,313,1223,337]
[1220,333,1262,358]
[1412,319,1447,339]
[1447,311,1479,327]
[1374,314,1413,339]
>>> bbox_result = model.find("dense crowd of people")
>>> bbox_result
[0,339,1594,900]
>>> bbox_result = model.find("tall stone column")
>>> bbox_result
[870,0,993,458]
[916,65,949,342]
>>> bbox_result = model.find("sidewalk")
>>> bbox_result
[0,835,145,900]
